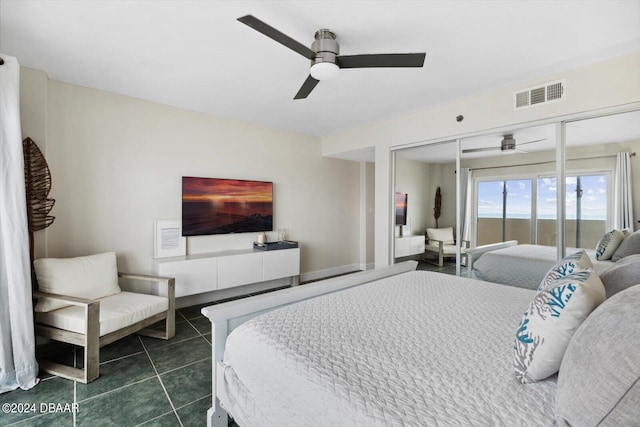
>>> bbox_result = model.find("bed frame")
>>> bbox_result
[465,240,518,278]
[200,260,418,427]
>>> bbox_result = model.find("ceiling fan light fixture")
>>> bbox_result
[310,62,339,80]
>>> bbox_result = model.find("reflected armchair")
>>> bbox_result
[424,227,469,267]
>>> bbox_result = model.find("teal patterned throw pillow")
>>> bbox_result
[514,265,606,383]
[595,229,625,260]
[537,250,592,291]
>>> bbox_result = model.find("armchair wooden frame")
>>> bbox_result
[424,234,470,267]
[33,273,175,383]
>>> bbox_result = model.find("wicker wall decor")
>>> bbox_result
[434,186,441,228]
[23,137,55,262]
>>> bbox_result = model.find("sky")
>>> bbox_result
[182,177,273,203]
[477,175,607,220]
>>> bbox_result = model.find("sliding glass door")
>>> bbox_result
[537,173,610,248]
[476,179,533,245]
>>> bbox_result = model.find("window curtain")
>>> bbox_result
[613,152,635,230]
[0,55,39,393]
[459,167,472,243]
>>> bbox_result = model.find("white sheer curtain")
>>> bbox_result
[459,168,473,243]
[0,55,39,393]
[613,152,635,230]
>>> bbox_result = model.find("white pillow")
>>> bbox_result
[595,229,625,260]
[513,268,606,383]
[34,252,121,312]
[426,227,454,245]
[538,250,593,291]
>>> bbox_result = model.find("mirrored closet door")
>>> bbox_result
[393,141,459,270]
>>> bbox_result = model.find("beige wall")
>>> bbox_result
[21,69,361,279]
[19,67,49,259]
[323,53,640,266]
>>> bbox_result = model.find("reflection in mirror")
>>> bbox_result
[565,110,640,253]
[393,141,460,273]
[460,125,557,249]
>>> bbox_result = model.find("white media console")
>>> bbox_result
[153,247,300,298]
[394,234,425,258]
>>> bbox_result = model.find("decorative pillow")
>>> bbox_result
[611,229,640,262]
[537,250,593,291]
[555,285,640,426]
[599,254,640,298]
[426,227,454,245]
[513,268,606,383]
[595,229,625,260]
[34,252,121,312]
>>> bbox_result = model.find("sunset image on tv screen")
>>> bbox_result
[182,177,273,236]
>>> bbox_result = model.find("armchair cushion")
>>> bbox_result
[35,291,168,336]
[425,244,466,255]
[34,252,121,312]
[426,227,455,245]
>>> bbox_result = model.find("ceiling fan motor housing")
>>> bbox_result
[311,29,339,65]
[501,135,516,151]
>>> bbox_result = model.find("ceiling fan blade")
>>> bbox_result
[237,15,316,60]
[337,53,426,69]
[294,75,320,99]
[518,138,547,146]
[462,146,500,154]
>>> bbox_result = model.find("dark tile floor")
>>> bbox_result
[1,304,216,427]
[1,259,461,427]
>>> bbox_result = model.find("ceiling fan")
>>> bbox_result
[462,134,546,154]
[237,15,426,99]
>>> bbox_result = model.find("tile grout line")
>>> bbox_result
[138,335,184,427]
[76,376,157,404]
[183,317,209,339]
[173,393,212,412]
[133,409,178,427]
[158,355,211,376]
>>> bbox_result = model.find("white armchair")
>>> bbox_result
[32,252,175,383]
[424,227,469,267]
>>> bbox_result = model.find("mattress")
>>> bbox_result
[221,271,557,426]
[473,244,613,290]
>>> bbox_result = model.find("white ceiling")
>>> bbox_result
[1,1,639,138]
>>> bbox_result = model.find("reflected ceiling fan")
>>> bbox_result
[462,134,546,154]
[237,15,426,99]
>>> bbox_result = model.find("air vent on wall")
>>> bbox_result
[514,80,565,110]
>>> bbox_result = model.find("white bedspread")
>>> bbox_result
[221,271,557,426]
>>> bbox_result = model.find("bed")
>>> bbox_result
[201,261,559,427]
[468,242,614,290]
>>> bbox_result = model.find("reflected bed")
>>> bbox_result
[470,243,613,289]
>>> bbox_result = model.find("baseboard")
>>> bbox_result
[300,264,361,283]
[175,278,290,309]
[359,262,375,271]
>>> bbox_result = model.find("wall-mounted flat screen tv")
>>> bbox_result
[395,192,408,226]
[182,177,273,236]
